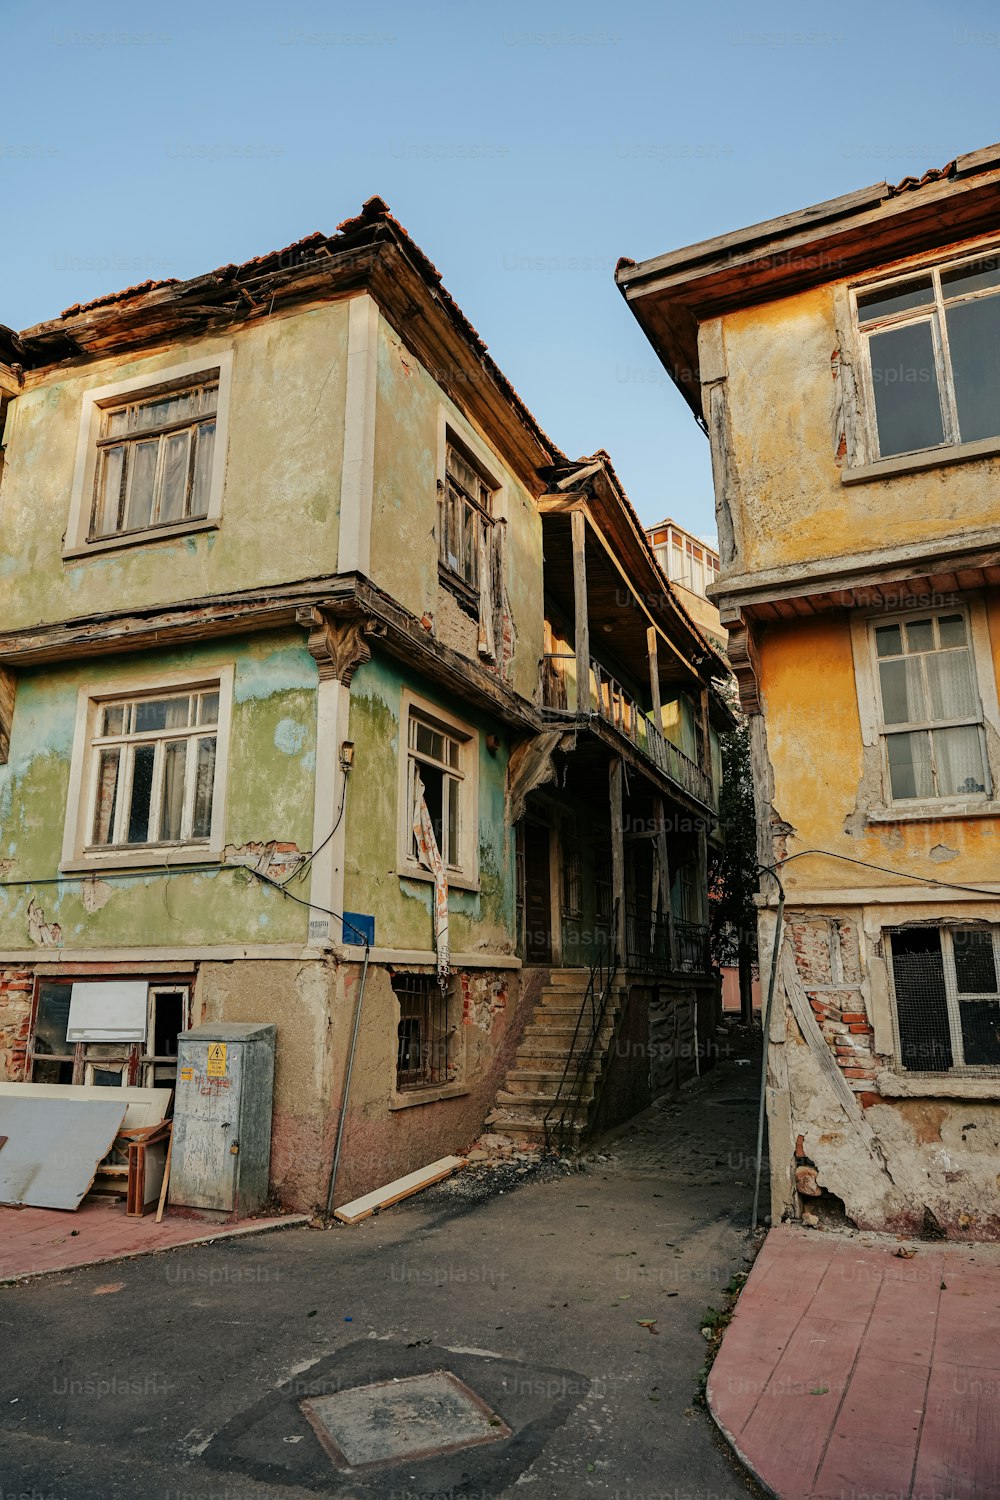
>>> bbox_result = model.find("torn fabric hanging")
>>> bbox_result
[411,769,451,982]
[477,525,496,661]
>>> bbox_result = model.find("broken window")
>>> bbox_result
[28,980,191,1088]
[91,374,219,540]
[439,438,494,596]
[856,255,1000,460]
[86,687,220,850]
[405,707,470,876]
[888,926,1000,1072]
[870,609,989,802]
[392,973,456,1092]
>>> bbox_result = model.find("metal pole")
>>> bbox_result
[751,887,784,1234]
[325,941,371,1218]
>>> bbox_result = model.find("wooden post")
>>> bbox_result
[652,792,672,966]
[0,666,14,764]
[571,509,590,715]
[609,757,626,964]
[646,627,662,726]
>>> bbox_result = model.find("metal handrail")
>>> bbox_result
[543,901,619,1152]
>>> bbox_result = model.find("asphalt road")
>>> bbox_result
[0,1033,766,1500]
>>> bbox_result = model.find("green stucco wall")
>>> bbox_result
[343,654,516,954]
[368,314,544,707]
[1,301,349,632]
[0,631,317,950]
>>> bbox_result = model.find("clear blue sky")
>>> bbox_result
[4,0,998,538]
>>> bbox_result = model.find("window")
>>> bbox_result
[392,973,457,1092]
[65,352,232,555]
[28,979,190,1088]
[888,926,1000,1072]
[439,438,494,594]
[870,609,989,803]
[91,375,218,540]
[87,687,220,850]
[856,253,1000,460]
[64,669,232,868]
[399,694,477,888]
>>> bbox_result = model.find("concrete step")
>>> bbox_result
[545,969,590,990]
[520,1023,614,1050]
[484,1110,586,1144]
[495,1084,595,1109]
[503,1064,600,1089]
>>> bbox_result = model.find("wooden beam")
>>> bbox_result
[571,509,591,715]
[0,667,13,764]
[646,627,662,727]
[610,757,626,961]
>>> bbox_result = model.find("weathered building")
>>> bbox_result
[619,143,1000,1238]
[0,198,729,1213]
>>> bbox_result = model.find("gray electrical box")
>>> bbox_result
[170,1022,275,1215]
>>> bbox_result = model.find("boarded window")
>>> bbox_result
[439,439,494,593]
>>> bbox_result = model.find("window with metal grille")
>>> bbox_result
[87,686,220,850]
[92,374,219,540]
[392,974,455,1092]
[855,254,1000,460]
[870,609,989,803]
[888,925,1000,1073]
[439,438,494,593]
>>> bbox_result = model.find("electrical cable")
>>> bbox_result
[768,846,1000,901]
[278,765,349,888]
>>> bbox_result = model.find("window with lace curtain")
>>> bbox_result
[83,686,221,853]
[870,609,990,803]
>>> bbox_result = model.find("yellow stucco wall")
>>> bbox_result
[719,276,1000,576]
[759,605,1000,894]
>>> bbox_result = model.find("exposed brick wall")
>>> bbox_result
[806,989,877,1091]
[789,916,878,1094]
[0,968,33,1081]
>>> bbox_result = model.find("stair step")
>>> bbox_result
[495,1086,595,1108]
[545,970,590,989]
[506,1064,600,1083]
[484,1111,585,1142]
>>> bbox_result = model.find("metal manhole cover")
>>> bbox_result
[301,1370,511,1472]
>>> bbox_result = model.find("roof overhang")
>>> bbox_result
[615,144,1000,418]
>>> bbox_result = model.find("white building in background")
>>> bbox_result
[646,519,726,650]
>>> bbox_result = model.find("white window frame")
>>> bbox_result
[850,597,1000,821]
[397,689,479,892]
[64,350,233,558]
[62,665,234,872]
[435,409,506,598]
[887,924,1000,1074]
[851,245,1000,467]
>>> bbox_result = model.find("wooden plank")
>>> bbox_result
[155,1128,173,1224]
[334,1155,467,1224]
[609,757,626,960]
[0,666,12,764]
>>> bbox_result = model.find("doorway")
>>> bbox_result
[523,819,553,963]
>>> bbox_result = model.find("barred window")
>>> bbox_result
[888,926,1000,1072]
[92,375,218,540]
[871,609,989,802]
[87,687,220,850]
[393,973,456,1092]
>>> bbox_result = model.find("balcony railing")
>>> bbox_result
[542,652,714,808]
[623,901,710,976]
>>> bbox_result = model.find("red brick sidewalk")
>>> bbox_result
[0,1197,309,1283]
[708,1223,1000,1500]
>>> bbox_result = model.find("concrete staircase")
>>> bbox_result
[484,969,621,1149]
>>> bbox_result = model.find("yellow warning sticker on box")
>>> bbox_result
[206,1042,227,1077]
[180,1066,193,1081]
